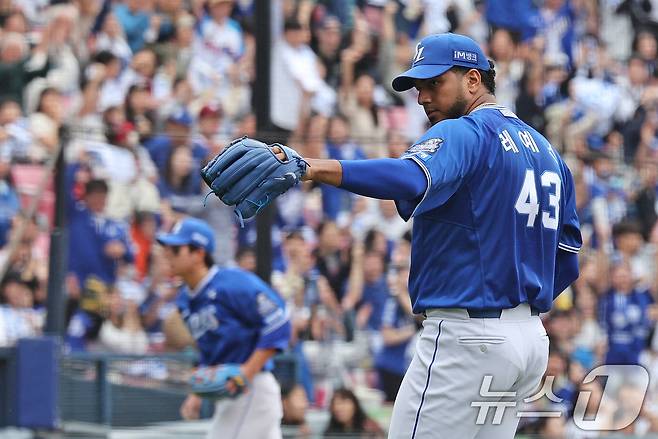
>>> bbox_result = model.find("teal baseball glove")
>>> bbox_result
[189,364,249,400]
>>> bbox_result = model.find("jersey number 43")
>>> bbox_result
[515,169,561,230]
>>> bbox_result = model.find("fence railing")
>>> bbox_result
[0,338,298,431]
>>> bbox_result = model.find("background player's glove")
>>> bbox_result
[200,136,308,223]
[189,364,249,400]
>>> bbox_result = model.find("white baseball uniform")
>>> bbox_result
[388,304,549,439]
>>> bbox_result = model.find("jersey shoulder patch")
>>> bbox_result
[256,292,278,316]
[402,138,443,161]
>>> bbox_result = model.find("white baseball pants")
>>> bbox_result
[388,304,549,439]
[207,371,283,439]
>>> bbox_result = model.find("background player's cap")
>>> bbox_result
[156,217,215,254]
[392,33,490,92]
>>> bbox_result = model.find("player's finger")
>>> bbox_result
[270,145,286,161]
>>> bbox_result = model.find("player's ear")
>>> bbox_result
[465,69,482,94]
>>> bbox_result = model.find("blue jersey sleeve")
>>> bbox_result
[397,118,480,219]
[339,159,427,202]
[558,163,582,254]
[225,273,291,352]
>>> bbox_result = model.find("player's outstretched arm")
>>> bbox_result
[273,147,427,201]
[202,138,427,223]
[302,157,343,186]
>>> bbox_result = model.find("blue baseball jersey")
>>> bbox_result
[396,104,581,313]
[598,289,654,365]
[374,296,416,376]
[66,164,135,287]
[176,266,291,367]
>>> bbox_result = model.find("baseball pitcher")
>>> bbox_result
[201,33,581,439]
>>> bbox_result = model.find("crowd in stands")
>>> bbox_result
[1,0,658,436]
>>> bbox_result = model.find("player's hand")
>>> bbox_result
[271,145,314,181]
[180,393,202,420]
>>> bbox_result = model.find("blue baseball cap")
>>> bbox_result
[167,108,193,127]
[156,217,215,254]
[392,33,490,92]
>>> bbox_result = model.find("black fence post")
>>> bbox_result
[254,0,274,283]
[45,125,69,336]
[97,359,111,425]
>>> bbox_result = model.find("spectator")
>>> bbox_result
[94,50,131,111]
[145,109,197,173]
[322,114,366,220]
[192,103,223,157]
[564,379,615,436]
[98,289,149,354]
[598,261,657,365]
[339,71,388,158]
[157,145,203,212]
[634,30,657,75]
[312,14,343,89]
[572,288,607,366]
[155,12,195,79]
[65,175,134,350]
[125,84,156,143]
[0,157,20,247]
[324,387,385,438]
[354,251,389,332]
[611,221,655,289]
[270,17,325,141]
[0,31,50,109]
[0,272,43,347]
[0,99,33,163]
[113,0,156,53]
[235,246,256,272]
[536,0,576,68]
[28,86,63,161]
[139,244,178,350]
[131,210,158,281]
[373,261,416,402]
[634,161,658,239]
[281,384,312,439]
[489,28,524,111]
[1,215,47,290]
[314,220,351,304]
[39,4,80,104]
[188,0,244,102]
[98,108,161,221]
[94,12,133,65]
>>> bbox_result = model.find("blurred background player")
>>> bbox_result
[157,217,291,439]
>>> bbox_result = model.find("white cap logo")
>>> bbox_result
[191,232,209,247]
[413,44,425,65]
